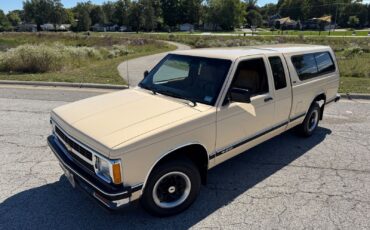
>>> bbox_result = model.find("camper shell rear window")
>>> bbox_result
[291,52,336,81]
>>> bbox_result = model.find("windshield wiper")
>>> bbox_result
[140,84,157,95]
[157,89,197,107]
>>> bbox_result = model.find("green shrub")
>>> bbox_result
[343,46,364,58]
[0,43,128,73]
[0,44,64,73]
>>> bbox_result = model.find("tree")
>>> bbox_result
[246,9,263,27]
[348,15,360,28]
[0,10,12,31]
[141,0,157,31]
[260,3,278,19]
[179,0,202,25]
[102,1,117,24]
[128,1,143,32]
[7,11,21,27]
[279,0,307,20]
[206,0,245,31]
[64,9,75,24]
[245,0,258,11]
[161,0,181,27]
[23,0,54,31]
[73,2,93,31]
[77,10,91,31]
[340,3,368,27]
[49,0,66,30]
[114,0,131,26]
[90,5,106,25]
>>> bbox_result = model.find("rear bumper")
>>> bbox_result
[47,135,142,210]
[326,94,341,105]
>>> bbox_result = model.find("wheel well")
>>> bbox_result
[313,93,326,120]
[149,144,209,185]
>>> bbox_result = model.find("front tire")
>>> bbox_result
[140,158,201,217]
[297,102,321,137]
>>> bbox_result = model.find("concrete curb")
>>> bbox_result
[0,80,128,90]
[340,93,370,100]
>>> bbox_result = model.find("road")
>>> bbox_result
[117,41,191,87]
[1,85,370,229]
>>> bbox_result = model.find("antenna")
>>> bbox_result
[126,58,130,88]
[126,46,130,88]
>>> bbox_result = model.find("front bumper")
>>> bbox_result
[47,135,142,210]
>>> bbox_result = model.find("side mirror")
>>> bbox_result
[229,87,251,103]
[143,70,149,79]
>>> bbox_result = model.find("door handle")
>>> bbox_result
[264,97,273,102]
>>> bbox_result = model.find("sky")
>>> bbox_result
[0,0,277,13]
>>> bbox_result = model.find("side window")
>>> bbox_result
[268,56,287,90]
[292,52,336,81]
[291,54,318,81]
[232,58,269,96]
[315,52,335,74]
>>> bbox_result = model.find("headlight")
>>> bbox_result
[94,155,122,185]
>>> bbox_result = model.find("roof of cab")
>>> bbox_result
[171,44,330,60]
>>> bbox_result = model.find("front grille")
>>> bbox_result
[55,126,95,173]
[55,126,93,161]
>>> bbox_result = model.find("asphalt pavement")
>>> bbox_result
[1,85,370,229]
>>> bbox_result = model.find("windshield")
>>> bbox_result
[139,54,232,106]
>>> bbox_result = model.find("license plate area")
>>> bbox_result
[60,163,76,188]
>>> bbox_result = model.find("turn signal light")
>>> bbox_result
[112,163,122,184]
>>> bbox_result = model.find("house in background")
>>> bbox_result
[203,23,222,31]
[92,24,107,32]
[179,23,194,32]
[268,14,282,27]
[304,16,333,31]
[17,23,37,32]
[273,17,298,30]
[119,25,128,32]
[40,23,71,31]
[92,24,119,32]
[41,23,55,31]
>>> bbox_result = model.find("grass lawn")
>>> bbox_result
[0,33,176,85]
[340,77,370,94]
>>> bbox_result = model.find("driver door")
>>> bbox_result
[214,56,276,164]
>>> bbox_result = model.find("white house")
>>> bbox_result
[179,23,194,32]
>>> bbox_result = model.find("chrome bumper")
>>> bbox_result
[47,135,142,210]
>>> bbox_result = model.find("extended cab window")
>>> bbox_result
[231,58,269,96]
[268,57,287,90]
[292,52,336,81]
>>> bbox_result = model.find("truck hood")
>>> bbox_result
[52,89,204,149]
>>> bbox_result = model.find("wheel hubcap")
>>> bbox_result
[152,171,191,209]
[308,110,319,132]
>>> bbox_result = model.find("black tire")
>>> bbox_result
[297,102,321,137]
[140,158,201,217]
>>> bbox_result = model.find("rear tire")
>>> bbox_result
[140,158,201,217]
[297,102,320,137]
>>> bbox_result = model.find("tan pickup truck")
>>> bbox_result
[48,44,340,216]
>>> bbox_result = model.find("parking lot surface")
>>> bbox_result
[0,85,369,229]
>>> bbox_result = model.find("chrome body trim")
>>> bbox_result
[52,135,129,197]
[51,119,122,184]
